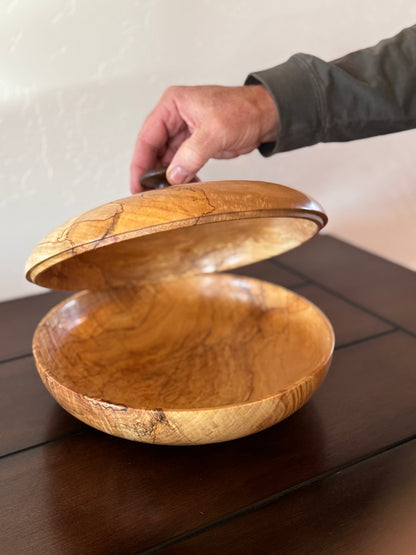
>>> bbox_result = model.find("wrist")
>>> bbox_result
[249,84,280,143]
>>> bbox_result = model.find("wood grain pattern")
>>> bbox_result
[160,439,416,555]
[32,274,334,445]
[25,181,326,291]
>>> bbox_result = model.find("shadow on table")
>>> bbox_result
[41,401,327,553]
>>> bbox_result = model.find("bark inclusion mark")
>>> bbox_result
[179,187,217,224]
[93,202,125,248]
[133,408,172,440]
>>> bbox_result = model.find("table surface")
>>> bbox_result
[1,235,415,554]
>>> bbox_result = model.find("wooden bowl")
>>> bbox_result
[27,180,334,445]
[33,273,334,445]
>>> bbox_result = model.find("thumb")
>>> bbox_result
[167,128,218,185]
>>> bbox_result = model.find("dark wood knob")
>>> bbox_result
[140,168,171,189]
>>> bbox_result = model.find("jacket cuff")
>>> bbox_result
[245,54,323,155]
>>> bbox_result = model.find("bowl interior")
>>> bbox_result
[34,274,334,410]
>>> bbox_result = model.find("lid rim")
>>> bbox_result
[26,208,326,287]
[26,180,328,291]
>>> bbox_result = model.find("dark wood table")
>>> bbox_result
[1,235,415,554]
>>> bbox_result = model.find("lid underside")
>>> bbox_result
[25,180,327,291]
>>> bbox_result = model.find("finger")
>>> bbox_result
[160,127,191,169]
[130,97,180,193]
[167,128,219,185]
[130,140,160,193]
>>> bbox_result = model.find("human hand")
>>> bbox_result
[130,85,279,193]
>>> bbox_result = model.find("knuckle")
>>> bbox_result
[163,85,181,100]
[164,85,176,95]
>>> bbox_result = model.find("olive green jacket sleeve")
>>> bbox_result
[246,26,416,155]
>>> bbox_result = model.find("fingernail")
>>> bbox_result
[168,166,190,184]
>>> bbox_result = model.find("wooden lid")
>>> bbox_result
[25,180,327,291]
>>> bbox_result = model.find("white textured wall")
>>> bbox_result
[1,0,415,301]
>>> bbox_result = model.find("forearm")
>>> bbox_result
[246,25,416,155]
